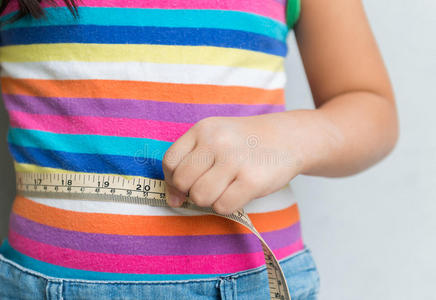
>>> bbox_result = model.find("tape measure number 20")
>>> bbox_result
[16,171,292,300]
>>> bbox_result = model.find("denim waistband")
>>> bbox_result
[0,245,320,300]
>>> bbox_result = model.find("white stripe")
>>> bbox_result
[244,183,297,213]
[26,196,205,216]
[26,184,296,216]
[1,61,286,89]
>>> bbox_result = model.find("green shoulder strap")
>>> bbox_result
[286,0,301,29]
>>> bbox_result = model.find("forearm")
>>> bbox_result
[274,91,398,177]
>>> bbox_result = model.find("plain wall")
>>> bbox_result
[284,0,436,299]
[0,90,15,240]
[0,0,435,299]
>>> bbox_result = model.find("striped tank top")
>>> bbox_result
[0,0,303,280]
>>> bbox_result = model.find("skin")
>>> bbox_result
[162,0,399,215]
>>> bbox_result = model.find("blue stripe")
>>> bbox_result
[8,144,165,179]
[0,7,288,41]
[0,25,287,57]
[0,239,228,281]
[7,127,171,158]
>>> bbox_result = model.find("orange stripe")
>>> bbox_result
[1,78,285,105]
[12,195,300,236]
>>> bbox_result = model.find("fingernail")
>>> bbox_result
[168,194,183,207]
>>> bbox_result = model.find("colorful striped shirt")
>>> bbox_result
[0,0,303,280]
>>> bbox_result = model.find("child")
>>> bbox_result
[0,0,398,299]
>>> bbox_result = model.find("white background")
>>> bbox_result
[284,0,436,299]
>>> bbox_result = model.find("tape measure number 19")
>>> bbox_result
[15,171,292,300]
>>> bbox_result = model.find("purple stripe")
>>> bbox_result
[2,94,285,124]
[10,213,301,256]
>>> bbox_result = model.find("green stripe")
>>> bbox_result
[0,6,288,41]
[7,127,171,159]
[286,0,301,29]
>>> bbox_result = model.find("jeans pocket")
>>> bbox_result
[280,246,321,300]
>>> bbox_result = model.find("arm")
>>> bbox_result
[289,0,398,177]
[162,0,399,214]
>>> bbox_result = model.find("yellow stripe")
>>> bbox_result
[0,43,284,72]
[13,161,137,181]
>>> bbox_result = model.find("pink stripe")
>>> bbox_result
[9,110,192,142]
[9,229,304,274]
[2,0,285,23]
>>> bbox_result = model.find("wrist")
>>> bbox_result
[267,109,345,176]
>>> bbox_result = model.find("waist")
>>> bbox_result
[5,180,303,280]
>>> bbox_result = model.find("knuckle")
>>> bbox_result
[189,188,209,207]
[212,133,232,149]
[162,153,177,173]
[238,171,260,189]
[193,117,214,132]
[193,117,222,138]
[172,175,188,193]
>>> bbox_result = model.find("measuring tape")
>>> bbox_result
[15,171,292,300]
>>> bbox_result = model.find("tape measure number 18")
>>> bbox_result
[15,171,292,300]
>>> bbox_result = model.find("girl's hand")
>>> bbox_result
[162,113,305,215]
[162,0,400,214]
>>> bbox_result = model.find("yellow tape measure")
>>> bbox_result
[15,171,291,300]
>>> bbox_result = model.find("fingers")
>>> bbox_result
[166,146,215,207]
[211,172,259,215]
[162,129,197,207]
[171,146,215,193]
[162,117,262,213]
[188,160,239,208]
[164,183,188,207]
[162,129,197,183]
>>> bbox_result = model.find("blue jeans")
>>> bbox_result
[0,246,320,300]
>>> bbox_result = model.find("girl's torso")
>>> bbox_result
[0,0,303,281]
